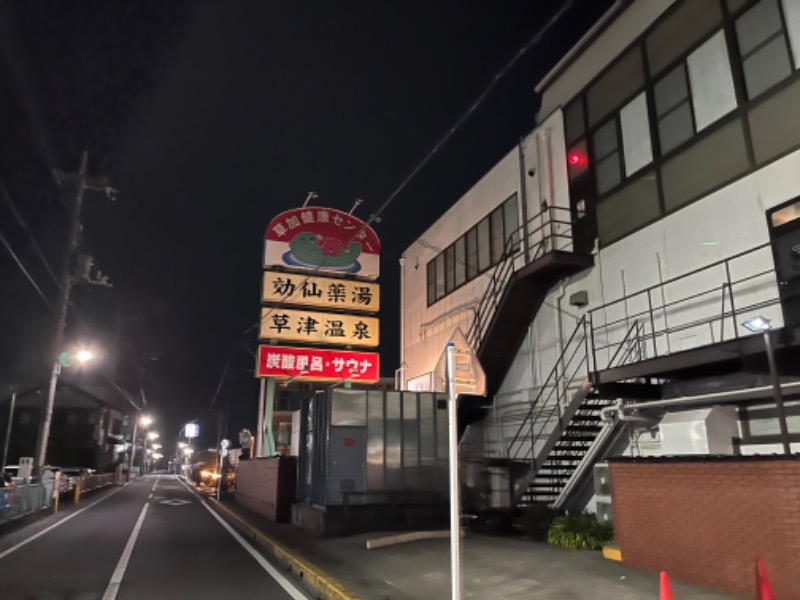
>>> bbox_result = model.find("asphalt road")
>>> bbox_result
[0,475,310,600]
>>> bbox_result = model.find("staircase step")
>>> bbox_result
[564,424,603,432]
[558,435,597,442]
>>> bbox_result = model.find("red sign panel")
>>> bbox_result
[264,207,381,280]
[256,345,379,383]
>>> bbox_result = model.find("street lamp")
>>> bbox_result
[741,316,791,454]
[139,415,153,428]
[151,443,162,450]
[147,431,160,441]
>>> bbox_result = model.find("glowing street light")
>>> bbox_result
[152,452,164,460]
[182,447,194,456]
[151,443,162,450]
[147,431,160,441]
[178,442,188,449]
[139,415,153,428]
[75,348,97,364]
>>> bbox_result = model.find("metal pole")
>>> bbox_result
[264,377,277,456]
[763,330,791,454]
[445,342,462,600]
[128,419,138,479]
[256,377,265,457]
[35,153,88,478]
[2,386,17,468]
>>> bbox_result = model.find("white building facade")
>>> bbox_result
[400,0,800,515]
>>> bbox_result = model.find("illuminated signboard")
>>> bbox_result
[264,207,380,280]
[262,272,379,313]
[258,307,379,347]
[256,345,379,383]
[185,423,199,438]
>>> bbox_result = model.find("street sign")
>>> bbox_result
[262,272,379,313]
[256,345,379,382]
[258,307,379,347]
[433,328,486,396]
[185,423,199,438]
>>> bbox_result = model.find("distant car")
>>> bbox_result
[42,466,71,495]
[61,468,90,489]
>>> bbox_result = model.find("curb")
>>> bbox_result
[208,498,359,600]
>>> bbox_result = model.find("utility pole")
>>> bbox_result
[2,385,17,468]
[34,152,116,478]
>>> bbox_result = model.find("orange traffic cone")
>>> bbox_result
[660,571,674,600]
[756,557,774,600]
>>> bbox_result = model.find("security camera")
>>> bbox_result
[527,168,536,177]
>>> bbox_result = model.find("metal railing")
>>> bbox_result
[507,315,590,462]
[0,482,54,526]
[588,243,779,372]
[466,205,582,352]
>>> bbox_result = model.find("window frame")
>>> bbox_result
[559,0,800,250]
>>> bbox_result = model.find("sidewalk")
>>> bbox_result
[210,498,742,600]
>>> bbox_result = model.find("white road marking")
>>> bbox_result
[147,493,153,500]
[177,478,307,600]
[0,484,126,560]
[101,502,150,600]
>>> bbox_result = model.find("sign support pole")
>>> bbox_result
[264,377,277,456]
[256,378,266,458]
[445,342,462,600]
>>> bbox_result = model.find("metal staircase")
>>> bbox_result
[506,318,645,507]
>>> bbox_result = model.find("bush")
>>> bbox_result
[518,503,559,540]
[547,513,614,550]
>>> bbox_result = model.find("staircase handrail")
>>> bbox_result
[466,205,577,351]
[507,315,588,460]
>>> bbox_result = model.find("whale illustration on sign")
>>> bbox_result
[264,207,381,279]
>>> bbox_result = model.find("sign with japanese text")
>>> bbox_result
[262,272,379,313]
[258,307,379,347]
[264,207,380,280]
[256,345,379,382]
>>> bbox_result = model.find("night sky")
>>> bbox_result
[0,0,613,448]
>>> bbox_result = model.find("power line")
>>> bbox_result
[0,229,53,309]
[211,3,577,406]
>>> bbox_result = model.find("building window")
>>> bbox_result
[444,245,455,294]
[454,237,466,288]
[427,261,436,306]
[654,31,737,155]
[434,253,445,301]
[425,194,520,305]
[654,63,695,155]
[592,119,622,195]
[736,0,795,100]
[466,227,478,280]
[490,206,505,262]
[503,194,520,248]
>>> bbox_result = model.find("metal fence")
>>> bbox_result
[0,482,54,526]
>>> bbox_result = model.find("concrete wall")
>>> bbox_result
[609,456,800,599]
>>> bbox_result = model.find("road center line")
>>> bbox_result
[101,502,150,600]
[0,484,126,561]
[177,478,307,600]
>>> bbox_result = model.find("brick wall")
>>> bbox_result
[609,456,800,599]
[235,456,296,522]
